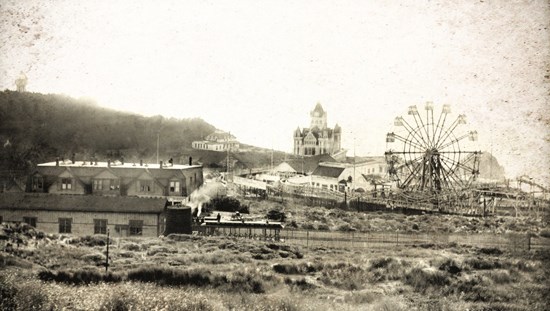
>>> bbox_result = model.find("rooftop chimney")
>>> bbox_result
[159,160,163,169]
[120,156,124,165]
[140,159,143,166]
[189,157,192,166]
[55,157,59,167]
[71,153,75,164]
[108,159,111,168]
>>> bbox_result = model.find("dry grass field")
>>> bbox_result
[1,200,549,311]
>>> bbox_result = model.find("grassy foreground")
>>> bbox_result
[1,221,549,311]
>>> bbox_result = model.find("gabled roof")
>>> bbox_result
[312,165,345,178]
[312,102,325,115]
[283,154,336,175]
[0,177,25,192]
[0,193,166,214]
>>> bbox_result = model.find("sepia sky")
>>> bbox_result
[0,0,549,184]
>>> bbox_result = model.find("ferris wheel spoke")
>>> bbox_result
[434,111,448,149]
[402,158,424,179]
[392,133,425,150]
[434,116,462,148]
[438,160,462,190]
[401,161,425,189]
[438,133,469,150]
[439,158,467,188]
[439,153,477,178]
[411,113,431,147]
[400,118,429,148]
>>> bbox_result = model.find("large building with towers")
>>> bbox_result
[293,103,342,157]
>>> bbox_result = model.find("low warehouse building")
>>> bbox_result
[0,193,167,237]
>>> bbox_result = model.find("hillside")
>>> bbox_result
[478,152,506,181]
[0,90,216,171]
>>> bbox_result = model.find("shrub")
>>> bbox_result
[478,247,503,255]
[146,246,177,256]
[368,257,406,282]
[0,253,32,269]
[437,258,462,275]
[0,275,17,311]
[539,230,550,238]
[285,277,316,290]
[13,283,51,311]
[267,209,286,222]
[369,257,396,269]
[99,295,137,311]
[69,235,111,247]
[316,224,330,231]
[82,252,105,265]
[319,264,367,290]
[225,270,268,294]
[404,268,450,293]
[336,223,357,232]
[122,242,141,251]
[272,262,322,274]
[486,270,518,284]
[464,257,501,270]
[38,269,122,285]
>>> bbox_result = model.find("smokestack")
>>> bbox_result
[159,160,163,169]
[121,156,124,165]
[189,157,192,166]
[140,159,143,166]
[55,157,59,167]
[108,159,111,167]
[71,153,75,164]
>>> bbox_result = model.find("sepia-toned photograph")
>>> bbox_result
[0,1,548,310]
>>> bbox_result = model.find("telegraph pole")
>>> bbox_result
[156,132,160,164]
[105,229,110,272]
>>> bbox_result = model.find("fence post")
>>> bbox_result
[527,233,531,251]
[396,231,399,247]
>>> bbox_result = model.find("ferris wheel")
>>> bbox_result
[385,102,481,209]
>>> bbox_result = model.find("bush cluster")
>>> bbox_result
[272,262,322,274]
[69,235,111,247]
[126,266,270,293]
[1,275,51,311]
[38,269,122,285]
[404,268,450,293]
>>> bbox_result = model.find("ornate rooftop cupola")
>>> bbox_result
[310,102,328,129]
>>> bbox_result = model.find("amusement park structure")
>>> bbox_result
[385,102,483,213]
[384,102,549,216]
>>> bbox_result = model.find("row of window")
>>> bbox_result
[310,182,341,191]
[33,177,189,194]
[364,167,386,174]
[9,217,143,235]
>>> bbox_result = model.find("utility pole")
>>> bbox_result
[105,229,110,273]
[156,132,160,164]
[353,137,356,192]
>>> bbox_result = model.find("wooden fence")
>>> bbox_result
[194,225,550,252]
[280,229,550,252]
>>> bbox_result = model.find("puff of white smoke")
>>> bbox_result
[187,181,226,217]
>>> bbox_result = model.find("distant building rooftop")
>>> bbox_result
[37,161,201,170]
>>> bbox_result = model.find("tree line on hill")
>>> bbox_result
[0,90,215,172]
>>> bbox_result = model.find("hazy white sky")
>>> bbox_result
[1,0,549,183]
